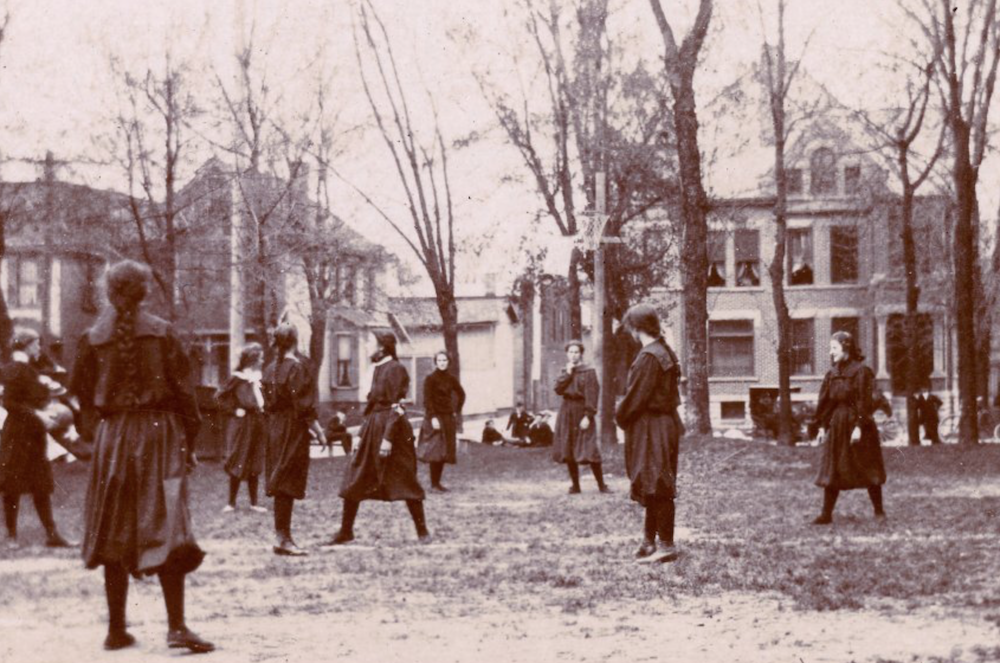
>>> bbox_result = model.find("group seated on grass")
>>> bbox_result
[481,411,554,447]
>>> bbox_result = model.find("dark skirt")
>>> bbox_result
[82,411,204,576]
[224,412,266,481]
[265,412,311,500]
[815,408,886,490]
[625,412,681,505]
[553,399,601,465]
[339,409,425,502]
[416,413,457,464]
[0,406,53,495]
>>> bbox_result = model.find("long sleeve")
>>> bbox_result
[615,355,657,429]
[453,377,466,414]
[287,361,318,422]
[809,373,833,438]
[506,413,515,431]
[164,333,202,445]
[554,369,574,396]
[69,333,97,413]
[855,366,875,425]
[583,369,599,418]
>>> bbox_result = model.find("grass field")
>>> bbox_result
[1,436,1000,662]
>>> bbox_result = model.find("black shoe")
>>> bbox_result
[319,530,355,547]
[635,539,656,559]
[45,532,77,548]
[167,626,215,653]
[568,486,582,495]
[103,630,136,651]
[811,514,833,525]
[598,484,612,494]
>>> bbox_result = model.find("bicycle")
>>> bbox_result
[940,408,1000,442]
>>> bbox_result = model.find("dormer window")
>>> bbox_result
[810,147,837,195]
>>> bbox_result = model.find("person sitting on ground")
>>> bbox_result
[527,412,554,447]
[481,419,503,445]
[325,411,353,455]
[506,402,534,443]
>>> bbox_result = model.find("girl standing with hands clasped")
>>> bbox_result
[553,340,609,494]
[808,331,887,524]
[215,343,267,513]
[263,324,324,556]
[70,260,213,652]
[417,350,466,492]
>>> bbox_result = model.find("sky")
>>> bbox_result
[0,0,994,294]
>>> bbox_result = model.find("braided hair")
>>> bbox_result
[106,260,150,404]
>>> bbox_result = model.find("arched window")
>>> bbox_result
[810,147,837,195]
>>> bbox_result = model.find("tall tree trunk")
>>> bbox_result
[672,75,711,434]
[519,278,535,410]
[951,124,980,443]
[568,247,584,340]
[769,174,795,445]
[900,175,923,446]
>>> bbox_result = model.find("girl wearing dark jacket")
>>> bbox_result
[0,328,74,549]
[215,342,267,513]
[808,331,887,524]
[615,304,683,564]
[70,260,212,652]
[553,340,608,494]
[325,330,429,545]
[263,324,324,556]
[416,350,466,492]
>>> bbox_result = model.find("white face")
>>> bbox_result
[435,354,449,371]
[566,345,582,364]
[830,339,846,363]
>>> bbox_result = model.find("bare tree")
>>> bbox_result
[110,53,202,321]
[346,0,463,379]
[905,0,1000,442]
[855,58,946,446]
[0,8,16,360]
[648,0,714,434]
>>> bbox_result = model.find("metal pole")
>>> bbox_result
[594,172,607,450]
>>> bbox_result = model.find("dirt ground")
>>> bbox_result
[2,438,1000,663]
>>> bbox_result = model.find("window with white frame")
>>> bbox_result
[734,229,760,287]
[791,318,815,375]
[8,256,41,309]
[787,228,814,285]
[708,231,726,288]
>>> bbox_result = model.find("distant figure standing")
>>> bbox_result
[553,340,609,494]
[215,343,267,513]
[70,260,213,653]
[263,324,325,557]
[0,328,75,550]
[416,350,466,492]
[808,331,887,524]
[616,304,683,564]
[917,389,942,445]
[506,402,534,443]
[326,331,429,545]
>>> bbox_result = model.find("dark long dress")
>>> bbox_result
[552,364,601,465]
[71,310,204,576]
[615,339,684,506]
[216,375,266,481]
[416,369,466,465]
[339,358,424,502]
[262,355,317,500]
[0,359,53,495]
[812,359,886,489]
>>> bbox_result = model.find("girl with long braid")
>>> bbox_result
[70,260,213,652]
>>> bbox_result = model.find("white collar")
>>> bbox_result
[12,351,29,364]
[373,355,393,367]
[233,369,262,382]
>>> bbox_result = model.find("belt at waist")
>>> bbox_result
[562,396,585,402]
